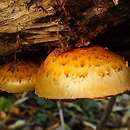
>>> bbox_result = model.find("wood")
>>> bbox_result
[66,0,130,46]
[0,0,63,56]
[0,0,130,56]
[0,0,55,33]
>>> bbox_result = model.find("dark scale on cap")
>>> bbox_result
[80,63,85,68]
[65,73,69,78]
[63,54,68,58]
[51,48,65,57]
[61,62,67,66]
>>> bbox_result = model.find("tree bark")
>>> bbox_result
[0,0,130,56]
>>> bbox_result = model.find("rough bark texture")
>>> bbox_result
[0,0,55,33]
[0,0,63,56]
[0,0,130,58]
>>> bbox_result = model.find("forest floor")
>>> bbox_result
[0,92,130,130]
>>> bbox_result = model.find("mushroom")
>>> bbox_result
[35,46,130,99]
[0,61,38,93]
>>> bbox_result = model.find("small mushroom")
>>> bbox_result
[0,61,38,93]
[35,46,130,99]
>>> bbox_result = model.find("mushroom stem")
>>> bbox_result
[96,96,116,130]
[57,101,65,130]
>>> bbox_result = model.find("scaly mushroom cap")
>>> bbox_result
[0,61,38,93]
[35,46,130,99]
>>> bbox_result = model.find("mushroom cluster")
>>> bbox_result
[0,46,130,99]
[0,46,130,130]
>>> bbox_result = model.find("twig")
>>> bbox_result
[57,101,65,130]
[83,121,96,130]
[96,96,117,130]
[14,92,29,105]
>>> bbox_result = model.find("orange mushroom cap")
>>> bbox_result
[0,61,38,93]
[35,46,130,99]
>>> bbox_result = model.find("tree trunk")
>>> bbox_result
[0,0,130,56]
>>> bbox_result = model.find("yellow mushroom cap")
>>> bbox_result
[35,46,130,99]
[0,61,38,93]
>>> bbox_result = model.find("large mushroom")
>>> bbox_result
[35,46,130,99]
[35,46,130,130]
[0,61,38,93]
